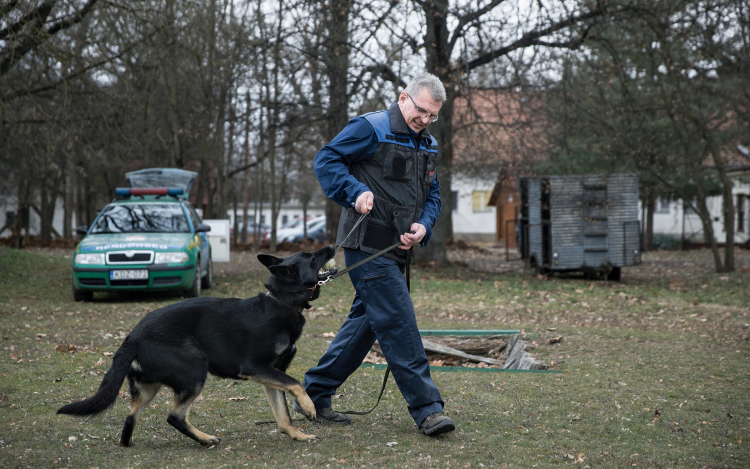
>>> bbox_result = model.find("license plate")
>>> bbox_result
[110,270,149,280]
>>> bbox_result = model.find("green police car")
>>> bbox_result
[71,168,212,301]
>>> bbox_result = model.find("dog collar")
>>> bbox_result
[265,291,306,314]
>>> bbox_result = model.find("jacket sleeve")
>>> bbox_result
[417,172,442,246]
[314,118,379,208]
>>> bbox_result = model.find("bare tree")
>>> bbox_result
[0,0,99,76]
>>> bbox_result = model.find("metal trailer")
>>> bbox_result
[518,173,641,280]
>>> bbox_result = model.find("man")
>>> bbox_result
[294,73,455,436]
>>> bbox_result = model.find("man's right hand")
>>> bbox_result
[355,191,374,214]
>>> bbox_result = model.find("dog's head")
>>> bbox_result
[258,245,336,307]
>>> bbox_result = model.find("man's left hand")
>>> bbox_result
[399,223,426,250]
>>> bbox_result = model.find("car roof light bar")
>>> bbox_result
[115,187,184,197]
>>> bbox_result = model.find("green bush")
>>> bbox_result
[650,233,681,250]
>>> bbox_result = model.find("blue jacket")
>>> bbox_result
[314,102,441,247]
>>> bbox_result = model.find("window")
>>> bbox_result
[185,203,202,228]
[89,204,190,234]
[472,191,493,212]
[655,198,670,214]
[282,215,288,225]
[451,191,458,211]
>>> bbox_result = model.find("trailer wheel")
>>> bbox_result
[607,267,621,281]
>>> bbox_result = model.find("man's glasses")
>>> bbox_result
[407,93,439,123]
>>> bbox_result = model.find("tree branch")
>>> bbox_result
[449,0,505,52]
[365,63,407,89]
[4,27,160,102]
[0,0,99,76]
[0,1,20,20]
[227,158,264,178]
[454,7,605,73]
[0,0,52,40]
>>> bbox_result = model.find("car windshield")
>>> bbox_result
[89,204,191,234]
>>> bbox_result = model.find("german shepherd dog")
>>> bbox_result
[58,245,336,446]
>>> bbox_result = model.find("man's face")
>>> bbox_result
[398,88,442,133]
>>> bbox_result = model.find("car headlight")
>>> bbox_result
[74,253,105,265]
[155,252,189,264]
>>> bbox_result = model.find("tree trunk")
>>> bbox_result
[417,93,453,267]
[232,182,239,246]
[689,164,723,271]
[75,170,85,229]
[63,162,73,238]
[217,89,235,221]
[323,0,351,244]
[419,0,453,267]
[164,0,182,168]
[267,0,284,254]
[303,200,308,240]
[241,93,252,245]
[644,190,655,251]
[39,174,52,243]
[201,160,212,216]
[705,132,735,272]
[253,162,262,252]
[194,168,205,214]
[13,181,30,249]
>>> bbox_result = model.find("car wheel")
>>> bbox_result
[72,280,93,302]
[201,256,213,289]
[184,262,201,298]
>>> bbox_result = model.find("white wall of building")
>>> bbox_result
[451,175,497,242]
[642,178,750,245]
[0,196,75,238]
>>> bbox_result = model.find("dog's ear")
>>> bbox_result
[268,264,299,281]
[257,254,283,269]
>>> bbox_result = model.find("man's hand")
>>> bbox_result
[399,223,426,250]
[355,191,374,214]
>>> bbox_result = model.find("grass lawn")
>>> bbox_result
[0,245,748,468]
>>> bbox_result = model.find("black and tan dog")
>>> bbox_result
[58,245,336,446]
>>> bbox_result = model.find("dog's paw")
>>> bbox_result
[298,396,317,421]
[201,436,221,446]
[290,430,317,442]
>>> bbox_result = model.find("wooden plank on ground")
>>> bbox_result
[421,339,503,366]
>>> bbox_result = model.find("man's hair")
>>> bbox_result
[404,73,446,103]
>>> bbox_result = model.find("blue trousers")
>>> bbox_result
[302,248,444,426]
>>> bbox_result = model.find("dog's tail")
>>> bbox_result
[57,339,137,417]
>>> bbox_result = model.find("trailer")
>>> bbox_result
[518,173,640,280]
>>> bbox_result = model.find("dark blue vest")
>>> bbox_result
[336,102,439,262]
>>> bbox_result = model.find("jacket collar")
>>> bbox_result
[388,101,432,140]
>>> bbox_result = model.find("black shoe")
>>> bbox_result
[419,412,455,436]
[293,400,352,425]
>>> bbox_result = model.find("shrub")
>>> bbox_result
[651,234,681,250]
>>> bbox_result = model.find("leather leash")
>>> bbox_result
[255,211,415,426]
[338,248,411,418]
[317,212,413,287]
